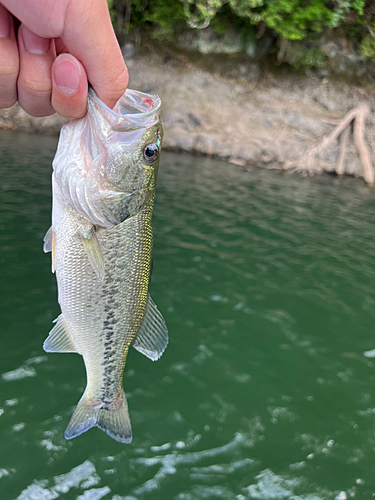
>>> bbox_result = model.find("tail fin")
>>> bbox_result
[64,390,132,444]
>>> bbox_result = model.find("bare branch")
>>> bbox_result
[336,126,350,176]
[284,103,374,184]
[352,104,373,185]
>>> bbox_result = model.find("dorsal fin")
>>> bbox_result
[132,295,168,361]
[43,315,78,354]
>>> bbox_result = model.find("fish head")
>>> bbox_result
[93,91,164,224]
[53,89,163,227]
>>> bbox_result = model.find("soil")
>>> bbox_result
[1,44,375,180]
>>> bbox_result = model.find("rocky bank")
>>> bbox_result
[1,44,375,180]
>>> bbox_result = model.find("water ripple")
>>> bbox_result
[1,141,375,498]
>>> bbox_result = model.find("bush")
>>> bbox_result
[361,35,375,57]
[108,0,374,61]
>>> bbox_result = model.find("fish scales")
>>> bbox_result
[55,199,153,403]
[43,89,168,443]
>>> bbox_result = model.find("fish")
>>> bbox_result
[43,88,168,443]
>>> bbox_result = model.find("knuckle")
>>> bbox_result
[20,77,52,97]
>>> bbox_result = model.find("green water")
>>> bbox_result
[1,131,375,499]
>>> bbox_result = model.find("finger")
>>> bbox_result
[1,0,128,109]
[0,4,19,108]
[63,0,129,108]
[17,24,55,116]
[51,53,88,118]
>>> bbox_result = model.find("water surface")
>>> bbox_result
[0,131,375,499]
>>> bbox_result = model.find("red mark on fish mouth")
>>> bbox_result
[143,98,153,107]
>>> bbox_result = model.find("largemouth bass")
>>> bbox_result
[43,89,167,443]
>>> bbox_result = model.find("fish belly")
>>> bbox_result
[52,190,153,442]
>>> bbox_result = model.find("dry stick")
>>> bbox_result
[256,21,267,39]
[352,104,374,185]
[285,103,374,183]
[283,107,359,172]
[277,38,288,63]
[336,126,350,176]
[304,106,359,159]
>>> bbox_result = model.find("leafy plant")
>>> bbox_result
[107,0,374,62]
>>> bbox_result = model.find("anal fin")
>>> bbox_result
[132,294,168,361]
[43,315,78,354]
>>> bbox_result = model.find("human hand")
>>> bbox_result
[0,0,128,118]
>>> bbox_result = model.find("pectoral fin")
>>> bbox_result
[43,227,56,273]
[132,295,168,361]
[43,227,53,253]
[43,315,78,353]
[78,227,105,281]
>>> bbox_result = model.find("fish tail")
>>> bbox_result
[64,389,132,444]
[96,390,132,444]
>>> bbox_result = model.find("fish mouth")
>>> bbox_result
[89,88,161,131]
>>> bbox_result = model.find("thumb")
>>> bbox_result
[51,53,88,118]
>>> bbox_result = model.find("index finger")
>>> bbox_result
[1,0,128,108]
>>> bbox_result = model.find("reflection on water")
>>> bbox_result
[1,131,375,499]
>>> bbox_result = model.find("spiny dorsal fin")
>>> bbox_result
[132,295,168,361]
[78,227,105,281]
[43,226,56,273]
[43,315,78,354]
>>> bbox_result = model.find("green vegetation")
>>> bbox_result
[280,42,327,69]
[108,0,375,64]
[360,19,375,57]
[361,35,375,57]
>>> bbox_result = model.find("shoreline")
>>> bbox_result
[1,48,374,180]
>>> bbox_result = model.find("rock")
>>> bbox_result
[194,134,230,156]
[162,111,203,130]
[0,46,373,182]
[122,42,137,60]
[0,104,66,134]
[230,143,263,164]
[163,128,196,153]
[229,158,247,167]
[187,113,202,127]
[177,25,255,56]
[162,111,189,129]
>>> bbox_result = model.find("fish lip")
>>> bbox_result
[89,88,161,131]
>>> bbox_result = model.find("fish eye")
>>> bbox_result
[143,143,159,163]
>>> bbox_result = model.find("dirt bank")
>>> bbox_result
[1,46,374,180]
